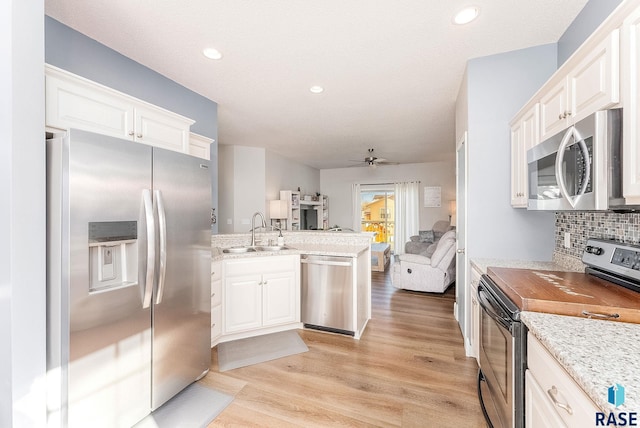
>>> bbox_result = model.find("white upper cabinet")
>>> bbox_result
[539,29,620,142]
[510,104,539,208]
[45,65,194,154]
[622,6,640,204]
[188,133,213,160]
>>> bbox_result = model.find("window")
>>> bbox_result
[360,184,395,252]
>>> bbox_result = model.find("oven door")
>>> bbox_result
[478,283,514,428]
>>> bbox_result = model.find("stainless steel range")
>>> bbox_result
[477,238,640,428]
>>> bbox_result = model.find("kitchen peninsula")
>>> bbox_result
[210,231,372,346]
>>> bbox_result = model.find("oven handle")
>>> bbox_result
[477,284,512,332]
[477,369,495,428]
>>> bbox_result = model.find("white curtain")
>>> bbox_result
[394,181,420,255]
[351,183,361,232]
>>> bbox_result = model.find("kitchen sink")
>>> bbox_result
[222,246,257,254]
[222,245,293,253]
[255,245,292,251]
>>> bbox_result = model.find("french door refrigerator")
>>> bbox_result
[46,129,212,427]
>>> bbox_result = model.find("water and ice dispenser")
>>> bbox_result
[88,221,138,293]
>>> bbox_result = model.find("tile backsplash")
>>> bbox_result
[555,212,640,258]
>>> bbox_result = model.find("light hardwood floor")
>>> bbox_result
[201,270,487,427]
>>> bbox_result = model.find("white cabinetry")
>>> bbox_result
[526,334,600,428]
[280,190,301,231]
[622,6,640,204]
[211,261,222,346]
[45,64,194,154]
[468,264,481,363]
[539,29,620,142]
[189,133,212,160]
[223,255,300,337]
[510,104,539,208]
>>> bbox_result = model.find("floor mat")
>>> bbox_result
[217,330,309,372]
[134,382,233,428]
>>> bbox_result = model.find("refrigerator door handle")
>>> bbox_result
[142,189,155,308]
[154,189,168,305]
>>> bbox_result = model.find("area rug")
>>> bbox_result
[134,382,233,428]
[217,330,309,372]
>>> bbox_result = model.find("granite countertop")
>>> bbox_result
[521,311,640,414]
[211,232,371,261]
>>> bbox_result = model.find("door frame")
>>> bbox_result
[455,132,469,351]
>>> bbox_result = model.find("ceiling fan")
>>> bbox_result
[352,148,399,167]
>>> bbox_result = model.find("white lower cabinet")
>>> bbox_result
[468,264,481,362]
[222,255,300,337]
[211,261,222,346]
[526,370,567,428]
[526,334,600,428]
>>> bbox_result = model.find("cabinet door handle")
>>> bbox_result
[263,280,268,285]
[547,386,573,415]
[137,134,143,139]
[558,113,563,120]
[128,131,134,136]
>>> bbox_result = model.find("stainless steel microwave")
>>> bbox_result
[526,109,628,211]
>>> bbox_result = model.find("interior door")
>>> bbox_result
[455,132,468,342]
[151,148,212,410]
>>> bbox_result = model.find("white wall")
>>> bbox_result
[217,147,320,232]
[464,44,558,261]
[265,151,320,202]
[1,0,47,426]
[320,161,455,230]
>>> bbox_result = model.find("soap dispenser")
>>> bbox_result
[277,228,284,246]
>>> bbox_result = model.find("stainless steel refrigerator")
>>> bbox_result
[46,129,212,427]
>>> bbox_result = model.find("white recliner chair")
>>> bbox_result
[392,230,456,293]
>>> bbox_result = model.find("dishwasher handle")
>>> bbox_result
[301,256,353,267]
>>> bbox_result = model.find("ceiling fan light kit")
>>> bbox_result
[351,148,398,168]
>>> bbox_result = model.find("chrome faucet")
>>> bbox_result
[250,212,266,247]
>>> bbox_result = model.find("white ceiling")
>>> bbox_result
[45,0,589,169]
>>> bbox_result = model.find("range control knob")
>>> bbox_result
[586,246,604,256]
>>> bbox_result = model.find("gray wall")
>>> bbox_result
[45,16,220,232]
[557,0,623,66]
[465,44,558,261]
[1,1,46,426]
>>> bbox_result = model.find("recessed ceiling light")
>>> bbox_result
[453,6,479,25]
[202,48,223,60]
[309,86,324,94]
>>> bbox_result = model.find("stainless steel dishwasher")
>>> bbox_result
[301,254,354,335]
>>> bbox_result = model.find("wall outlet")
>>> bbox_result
[226,219,232,225]
[564,232,571,248]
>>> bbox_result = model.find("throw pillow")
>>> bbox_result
[419,230,435,243]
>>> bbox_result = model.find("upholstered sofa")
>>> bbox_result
[405,220,454,258]
[392,230,457,293]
